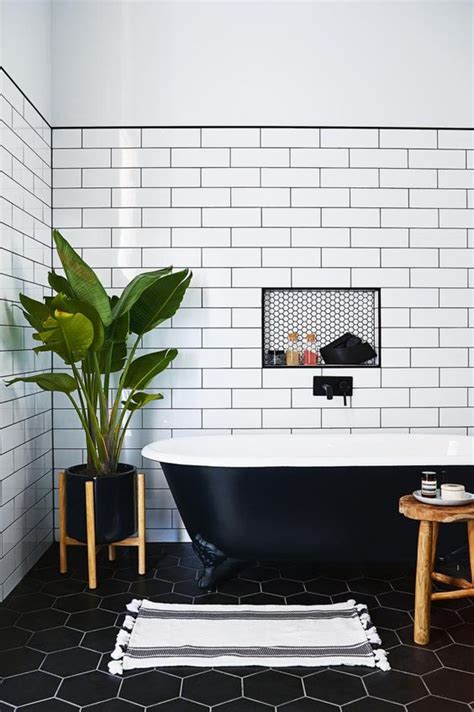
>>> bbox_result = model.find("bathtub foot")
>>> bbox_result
[192,533,228,591]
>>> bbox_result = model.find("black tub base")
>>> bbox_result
[192,533,244,591]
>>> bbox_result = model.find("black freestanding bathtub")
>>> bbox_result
[142,433,474,590]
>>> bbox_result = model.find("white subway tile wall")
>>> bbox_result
[52,126,474,543]
[0,71,53,600]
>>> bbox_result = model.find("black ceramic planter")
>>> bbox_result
[65,464,137,544]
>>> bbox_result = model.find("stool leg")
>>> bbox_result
[468,521,474,583]
[59,472,68,574]
[137,473,146,575]
[431,522,439,569]
[108,545,116,562]
[85,481,97,589]
[414,520,433,645]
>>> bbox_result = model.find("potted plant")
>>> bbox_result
[7,230,191,544]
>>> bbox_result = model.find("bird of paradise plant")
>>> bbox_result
[6,230,191,475]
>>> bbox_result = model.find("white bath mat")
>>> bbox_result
[108,598,390,675]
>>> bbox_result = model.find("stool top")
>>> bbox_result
[399,494,474,523]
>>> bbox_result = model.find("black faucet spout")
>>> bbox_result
[322,383,333,400]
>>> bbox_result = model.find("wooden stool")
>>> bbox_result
[399,494,474,645]
[59,471,146,589]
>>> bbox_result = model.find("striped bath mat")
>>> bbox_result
[108,599,390,674]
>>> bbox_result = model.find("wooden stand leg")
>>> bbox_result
[431,521,439,569]
[414,520,433,645]
[138,473,146,575]
[85,481,97,589]
[59,472,68,574]
[108,545,116,562]
[468,521,474,583]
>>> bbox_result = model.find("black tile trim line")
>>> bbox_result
[53,124,474,130]
[0,66,52,127]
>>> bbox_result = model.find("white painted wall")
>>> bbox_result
[0,0,52,122]
[51,0,473,128]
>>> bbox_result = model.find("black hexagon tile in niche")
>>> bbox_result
[0,646,45,676]
[41,646,101,676]
[182,670,242,706]
[304,670,365,706]
[350,578,392,595]
[120,669,181,706]
[58,670,121,706]
[365,669,428,705]
[0,670,60,707]
[218,578,261,597]
[244,670,304,706]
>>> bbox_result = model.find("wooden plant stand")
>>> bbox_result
[399,494,474,645]
[59,471,146,589]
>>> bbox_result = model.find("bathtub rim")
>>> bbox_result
[141,432,474,469]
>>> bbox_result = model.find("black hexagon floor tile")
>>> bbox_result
[1,542,473,712]
[18,700,78,712]
[304,669,365,706]
[0,646,45,676]
[0,670,60,707]
[120,669,181,706]
[244,670,304,706]
[407,695,472,711]
[58,669,121,706]
[365,669,428,704]
[278,698,338,712]
[29,625,83,652]
[183,669,242,706]
[41,646,101,676]
[17,608,68,631]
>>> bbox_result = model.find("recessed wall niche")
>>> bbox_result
[262,288,381,368]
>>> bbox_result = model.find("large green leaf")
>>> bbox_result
[19,294,50,331]
[129,269,191,335]
[108,296,130,343]
[48,271,74,297]
[98,340,127,373]
[49,294,104,351]
[35,310,94,363]
[5,372,77,393]
[53,230,112,326]
[111,268,172,321]
[122,349,177,389]
[122,391,164,411]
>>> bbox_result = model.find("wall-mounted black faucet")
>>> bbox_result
[313,376,353,406]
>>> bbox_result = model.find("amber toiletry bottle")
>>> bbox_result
[286,332,300,366]
[303,333,318,366]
